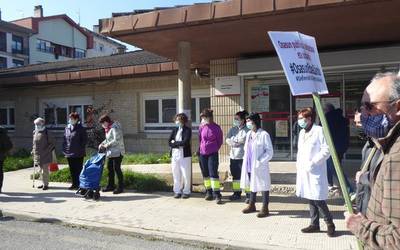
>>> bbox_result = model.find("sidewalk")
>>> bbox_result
[0,168,358,250]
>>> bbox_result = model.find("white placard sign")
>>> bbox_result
[215,76,241,96]
[268,31,328,96]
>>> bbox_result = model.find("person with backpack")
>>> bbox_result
[32,118,56,190]
[0,126,13,193]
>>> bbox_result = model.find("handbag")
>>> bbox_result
[49,150,59,172]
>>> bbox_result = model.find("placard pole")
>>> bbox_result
[312,92,363,250]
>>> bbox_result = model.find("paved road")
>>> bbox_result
[0,217,206,250]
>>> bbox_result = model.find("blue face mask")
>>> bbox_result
[246,122,253,130]
[361,113,390,139]
[297,118,308,129]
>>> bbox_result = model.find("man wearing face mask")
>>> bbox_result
[63,112,88,190]
[32,117,55,190]
[226,110,249,201]
[345,72,400,250]
[353,109,383,216]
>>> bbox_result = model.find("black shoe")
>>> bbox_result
[215,196,223,205]
[68,185,78,190]
[229,192,241,201]
[37,185,44,189]
[182,194,190,199]
[113,189,123,194]
[42,186,49,190]
[174,193,182,199]
[301,225,320,233]
[327,223,336,237]
[205,190,213,201]
[244,193,250,204]
[102,186,115,192]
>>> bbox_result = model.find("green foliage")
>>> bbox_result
[49,168,171,192]
[4,157,33,172]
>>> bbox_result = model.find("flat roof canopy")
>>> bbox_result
[100,0,400,65]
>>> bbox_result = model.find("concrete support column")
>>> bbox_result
[177,41,191,121]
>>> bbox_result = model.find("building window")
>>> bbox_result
[0,32,6,52]
[12,59,24,68]
[74,48,86,59]
[0,106,15,129]
[0,57,7,69]
[145,100,159,123]
[12,35,23,54]
[143,93,210,131]
[36,39,54,53]
[41,97,93,129]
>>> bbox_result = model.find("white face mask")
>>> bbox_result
[201,118,208,125]
[69,119,77,125]
[35,124,45,131]
[175,120,182,127]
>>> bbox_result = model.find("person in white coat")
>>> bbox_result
[226,110,249,201]
[296,107,335,237]
[240,113,274,218]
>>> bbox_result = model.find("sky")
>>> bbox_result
[0,0,212,50]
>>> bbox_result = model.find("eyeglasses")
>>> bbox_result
[361,99,398,111]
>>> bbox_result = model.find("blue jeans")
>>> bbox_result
[327,156,354,193]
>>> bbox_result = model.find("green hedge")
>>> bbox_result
[49,168,171,192]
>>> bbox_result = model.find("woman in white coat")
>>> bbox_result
[240,113,273,218]
[296,107,335,237]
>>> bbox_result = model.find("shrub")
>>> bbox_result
[3,156,33,172]
[49,168,170,192]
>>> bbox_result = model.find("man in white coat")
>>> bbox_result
[240,113,274,218]
[296,107,335,237]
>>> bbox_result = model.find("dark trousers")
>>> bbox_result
[309,200,333,226]
[0,159,3,191]
[250,191,269,205]
[326,156,354,193]
[107,155,124,190]
[199,153,220,194]
[67,157,84,188]
[230,159,242,180]
[230,159,242,193]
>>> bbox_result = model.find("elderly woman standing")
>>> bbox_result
[32,118,55,190]
[240,113,274,218]
[63,112,87,190]
[296,107,335,237]
[98,115,125,194]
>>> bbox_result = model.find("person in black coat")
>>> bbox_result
[63,112,88,190]
[168,113,192,199]
[0,126,13,193]
[323,103,354,193]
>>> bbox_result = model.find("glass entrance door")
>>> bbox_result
[247,80,292,160]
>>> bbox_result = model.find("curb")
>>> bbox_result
[0,210,301,250]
